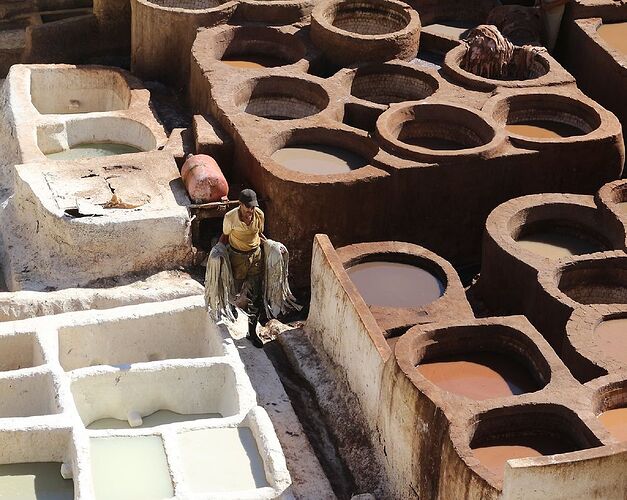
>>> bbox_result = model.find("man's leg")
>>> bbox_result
[245,247,264,348]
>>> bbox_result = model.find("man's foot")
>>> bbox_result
[247,321,264,348]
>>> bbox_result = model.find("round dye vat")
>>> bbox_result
[594,318,627,364]
[506,121,584,139]
[598,407,627,442]
[597,22,627,56]
[417,351,538,400]
[516,230,603,259]
[271,145,368,175]
[346,261,444,308]
[46,143,142,160]
[221,55,287,69]
[472,435,576,480]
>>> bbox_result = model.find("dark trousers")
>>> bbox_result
[229,246,264,330]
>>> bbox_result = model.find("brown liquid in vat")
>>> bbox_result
[597,22,627,56]
[271,145,368,175]
[417,351,538,400]
[473,435,575,480]
[517,230,603,259]
[221,55,286,69]
[506,121,583,139]
[594,318,627,364]
[347,261,444,308]
[598,407,627,442]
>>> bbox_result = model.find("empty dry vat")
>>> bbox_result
[70,362,253,428]
[311,0,421,66]
[235,75,330,120]
[467,404,602,484]
[414,324,550,401]
[29,66,131,115]
[557,256,627,305]
[0,333,45,372]
[0,372,61,418]
[349,62,439,105]
[375,101,503,161]
[58,305,224,371]
[0,427,76,499]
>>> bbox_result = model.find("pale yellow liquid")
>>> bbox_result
[594,318,627,364]
[90,436,173,500]
[87,410,222,430]
[45,143,142,160]
[597,22,627,56]
[598,407,627,442]
[506,121,583,139]
[0,462,73,500]
[178,427,269,493]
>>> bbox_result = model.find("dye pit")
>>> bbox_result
[417,351,539,400]
[45,143,143,160]
[346,261,444,308]
[0,0,626,499]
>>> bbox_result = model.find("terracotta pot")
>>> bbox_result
[181,154,229,203]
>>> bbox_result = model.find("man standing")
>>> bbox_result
[220,189,265,348]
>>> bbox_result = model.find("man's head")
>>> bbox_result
[238,189,258,216]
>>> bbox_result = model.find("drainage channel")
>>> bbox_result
[263,341,356,500]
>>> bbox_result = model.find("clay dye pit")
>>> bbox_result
[506,121,584,139]
[346,261,444,308]
[472,435,577,480]
[417,351,538,400]
[222,56,287,69]
[271,145,368,175]
[598,407,627,442]
[594,318,627,364]
[178,427,269,493]
[90,436,173,500]
[87,409,222,429]
[0,462,73,500]
[597,22,627,57]
[516,230,604,259]
[45,143,142,160]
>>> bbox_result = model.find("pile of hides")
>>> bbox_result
[204,240,301,321]
[461,25,546,80]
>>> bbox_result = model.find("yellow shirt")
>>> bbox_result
[223,207,264,251]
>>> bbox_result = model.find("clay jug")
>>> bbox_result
[181,154,229,203]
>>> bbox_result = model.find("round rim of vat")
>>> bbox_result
[311,0,421,40]
[194,25,308,72]
[344,255,447,308]
[597,179,627,221]
[375,101,502,161]
[442,44,560,91]
[565,307,627,374]
[487,93,602,148]
[349,62,440,105]
[591,376,627,415]
[265,126,382,180]
[460,403,603,485]
[137,0,238,14]
[401,323,553,397]
[234,75,330,120]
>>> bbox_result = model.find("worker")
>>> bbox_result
[219,189,265,348]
